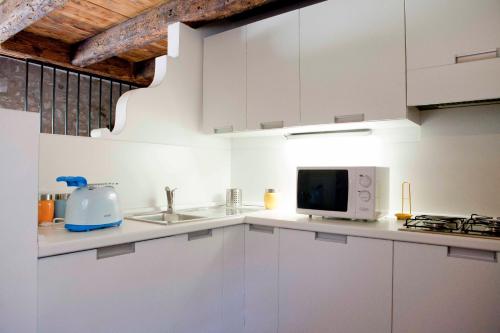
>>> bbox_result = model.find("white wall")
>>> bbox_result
[231,105,500,217]
[39,135,230,211]
[38,24,231,212]
[0,109,38,333]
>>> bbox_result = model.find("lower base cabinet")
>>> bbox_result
[39,224,500,333]
[244,224,280,333]
[393,241,500,333]
[278,229,393,333]
[38,237,176,333]
[38,226,245,333]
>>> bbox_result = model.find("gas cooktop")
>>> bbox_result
[400,214,500,239]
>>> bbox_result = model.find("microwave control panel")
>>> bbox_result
[355,170,376,219]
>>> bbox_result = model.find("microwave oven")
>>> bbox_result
[296,167,389,220]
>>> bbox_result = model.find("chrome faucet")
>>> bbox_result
[165,186,177,214]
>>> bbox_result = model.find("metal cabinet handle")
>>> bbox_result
[188,229,213,241]
[447,247,497,262]
[315,232,347,244]
[214,125,234,134]
[97,242,135,259]
[260,120,284,130]
[334,113,364,124]
[455,49,499,64]
[248,224,274,234]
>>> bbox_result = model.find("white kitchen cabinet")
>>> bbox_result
[300,0,407,124]
[203,27,247,133]
[246,10,300,130]
[170,228,224,333]
[406,0,500,105]
[38,238,177,333]
[393,241,500,333]
[222,225,245,333]
[244,224,280,333]
[278,228,392,333]
[39,226,241,333]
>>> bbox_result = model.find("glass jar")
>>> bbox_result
[54,193,70,219]
[38,193,54,225]
[264,189,278,210]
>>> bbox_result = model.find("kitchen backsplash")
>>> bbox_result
[231,105,500,217]
[39,135,231,212]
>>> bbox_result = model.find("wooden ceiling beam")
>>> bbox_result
[0,31,154,86]
[0,0,69,43]
[72,0,278,67]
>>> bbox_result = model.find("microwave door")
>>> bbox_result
[297,169,349,212]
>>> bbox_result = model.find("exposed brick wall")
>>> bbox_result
[0,56,134,136]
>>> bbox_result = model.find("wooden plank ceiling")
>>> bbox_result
[24,0,168,63]
[0,0,297,86]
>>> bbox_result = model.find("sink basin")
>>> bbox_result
[128,212,203,225]
[127,205,263,226]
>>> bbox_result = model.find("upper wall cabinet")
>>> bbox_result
[406,0,500,106]
[300,0,407,125]
[246,10,300,130]
[203,27,247,134]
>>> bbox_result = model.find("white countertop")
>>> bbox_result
[38,210,500,258]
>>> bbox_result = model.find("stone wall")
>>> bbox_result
[0,56,134,136]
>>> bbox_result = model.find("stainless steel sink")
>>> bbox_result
[128,212,204,225]
[127,205,263,226]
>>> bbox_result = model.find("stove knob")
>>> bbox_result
[358,190,371,202]
[359,175,372,188]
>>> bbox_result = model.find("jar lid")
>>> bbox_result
[265,189,276,193]
[54,193,71,200]
[39,193,53,200]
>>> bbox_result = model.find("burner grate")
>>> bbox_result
[401,214,500,239]
[404,215,464,232]
[463,214,500,236]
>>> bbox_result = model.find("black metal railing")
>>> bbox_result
[18,58,138,137]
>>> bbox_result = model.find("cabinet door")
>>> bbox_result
[247,10,300,130]
[279,229,392,333]
[171,228,224,333]
[393,242,500,333]
[300,0,406,124]
[244,224,280,333]
[406,0,500,105]
[222,225,245,333]
[38,238,176,333]
[203,27,246,133]
[406,0,500,70]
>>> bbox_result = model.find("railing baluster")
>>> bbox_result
[24,60,29,111]
[65,70,69,135]
[99,78,102,128]
[40,64,44,132]
[88,75,92,136]
[76,73,80,136]
[109,81,113,131]
[52,67,56,134]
